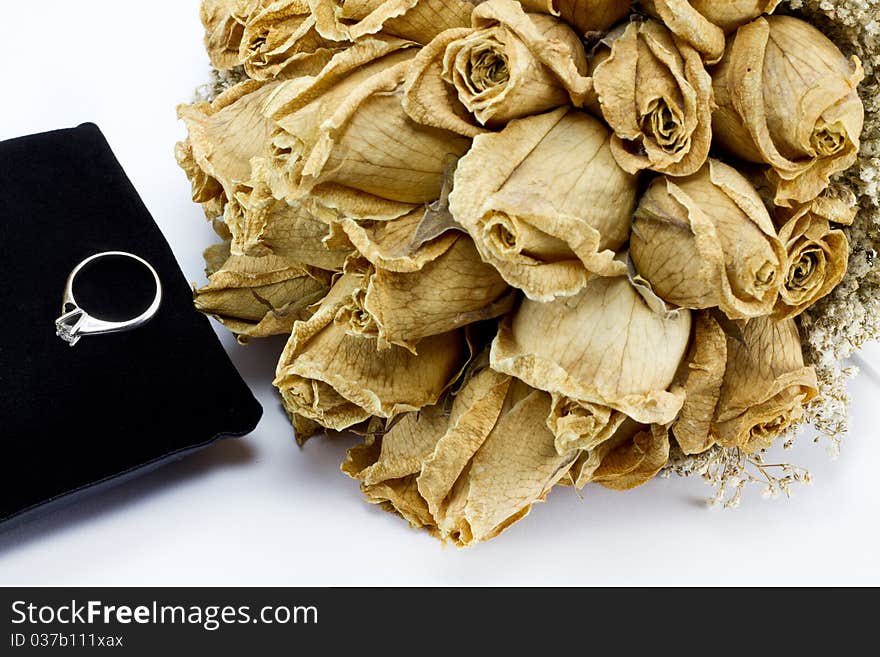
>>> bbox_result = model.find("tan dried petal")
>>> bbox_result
[240,0,344,80]
[274,273,466,430]
[358,404,449,484]
[518,0,631,35]
[630,159,786,319]
[713,316,818,453]
[201,0,255,69]
[194,252,332,339]
[591,19,714,176]
[178,80,282,207]
[592,423,670,491]
[309,0,473,44]
[712,16,865,207]
[491,275,692,425]
[264,39,471,216]
[671,311,727,455]
[771,198,850,321]
[449,108,636,301]
[175,139,225,219]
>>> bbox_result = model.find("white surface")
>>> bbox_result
[1,0,879,587]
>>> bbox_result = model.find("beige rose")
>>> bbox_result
[639,0,781,63]
[177,80,282,216]
[309,0,473,44]
[449,107,637,301]
[239,0,345,80]
[273,272,467,431]
[772,196,851,321]
[712,16,865,207]
[715,317,819,452]
[491,275,692,431]
[630,159,786,319]
[518,0,631,35]
[403,0,591,136]
[674,313,819,454]
[263,38,471,220]
[201,0,256,69]
[226,160,353,271]
[589,19,714,176]
[343,369,580,546]
[194,251,332,340]
[342,230,514,350]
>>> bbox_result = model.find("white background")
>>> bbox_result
[1,1,878,586]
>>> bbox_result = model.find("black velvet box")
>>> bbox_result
[0,124,262,527]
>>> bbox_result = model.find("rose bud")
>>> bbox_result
[712,16,865,207]
[491,275,692,432]
[274,272,466,431]
[224,167,353,272]
[714,317,818,453]
[309,0,473,44]
[449,107,637,301]
[518,0,632,36]
[239,0,345,80]
[630,159,786,319]
[264,39,471,221]
[403,0,591,136]
[590,19,714,177]
[344,369,580,546]
[194,251,332,340]
[639,0,781,63]
[178,80,283,215]
[772,195,851,320]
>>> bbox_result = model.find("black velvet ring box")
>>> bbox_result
[0,124,262,528]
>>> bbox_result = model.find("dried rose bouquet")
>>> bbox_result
[177,0,880,545]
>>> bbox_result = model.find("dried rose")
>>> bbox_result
[274,272,466,431]
[449,107,636,301]
[263,39,471,220]
[344,369,579,545]
[639,0,781,63]
[201,0,255,69]
[771,196,851,321]
[239,0,345,80]
[194,252,332,339]
[178,80,282,214]
[491,275,692,429]
[713,316,818,453]
[589,19,713,176]
[403,0,591,136]
[333,215,514,349]
[630,159,786,319]
[309,0,473,44]
[712,16,865,207]
[518,0,631,35]
[226,161,353,271]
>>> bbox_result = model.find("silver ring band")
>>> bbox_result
[55,251,162,347]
